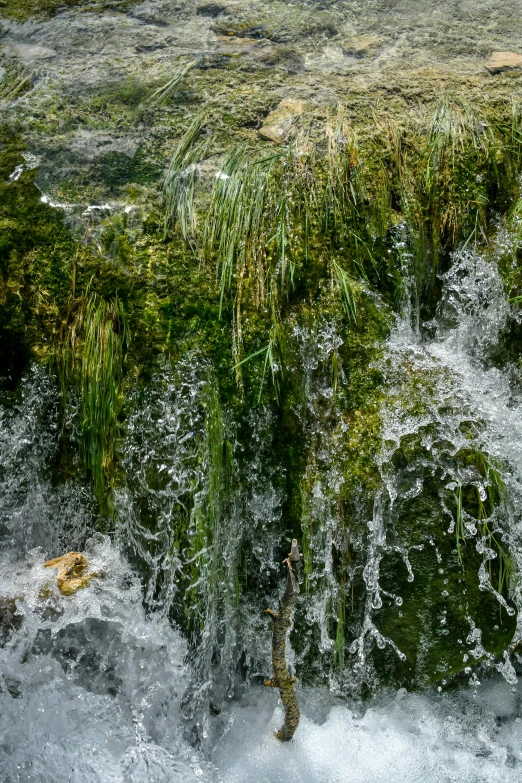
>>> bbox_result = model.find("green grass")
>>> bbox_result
[157,98,522,403]
[164,112,210,242]
[148,59,198,107]
[59,291,129,517]
[453,452,514,603]
[0,61,34,106]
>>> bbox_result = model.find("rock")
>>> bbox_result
[1,43,57,61]
[484,51,522,74]
[342,34,382,58]
[2,674,22,698]
[197,2,236,15]
[197,2,226,14]
[0,596,24,646]
[44,552,103,596]
[258,125,287,144]
[258,98,305,144]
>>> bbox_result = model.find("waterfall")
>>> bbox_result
[3,238,522,780]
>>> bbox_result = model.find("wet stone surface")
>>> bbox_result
[0,0,522,205]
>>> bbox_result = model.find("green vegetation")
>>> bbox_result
[164,113,210,243]
[184,382,233,633]
[453,452,514,601]
[0,61,34,107]
[0,0,138,22]
[0,131,75,382]
[59,292,129,514]
[147,60,200,108]
[3,93,522,692]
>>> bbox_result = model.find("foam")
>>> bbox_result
[214,682,522,783]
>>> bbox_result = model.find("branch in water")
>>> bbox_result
[264,538,301,742]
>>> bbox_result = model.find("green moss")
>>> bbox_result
[0,0,138,22]
[377,484,516,688]
[91,149,161,192]
[0,131,75,383]
[3,90,522,693]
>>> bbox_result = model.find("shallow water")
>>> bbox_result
[3,0,522,208]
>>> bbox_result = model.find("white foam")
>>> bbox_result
[213,683,522,783]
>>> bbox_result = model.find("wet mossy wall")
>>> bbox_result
[2,68,522,695]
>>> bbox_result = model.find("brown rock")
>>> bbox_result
[484,51,522,73]
[258,126,286,144]
[258,98,305,144]
[44,552,103,596]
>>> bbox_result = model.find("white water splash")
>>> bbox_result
[0,535,214,783]
[214,680,522,783]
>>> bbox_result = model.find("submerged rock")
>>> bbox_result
[341,34,382,58]
[0,595,24,646]
[485,51,522,73]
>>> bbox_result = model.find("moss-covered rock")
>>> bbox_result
[0,132,75,383]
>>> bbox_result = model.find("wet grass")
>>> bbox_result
[164,112,210,243]
[159,98,522,402]
[4,93,522,690]
[4,95,522,578]
[147,60,199,108]
[0,60,35,106]
[453,451,515,605]
[59,291,129,517]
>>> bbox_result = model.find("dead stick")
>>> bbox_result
[264,539,301,742]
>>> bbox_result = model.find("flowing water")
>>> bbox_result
[2,233,522,781]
